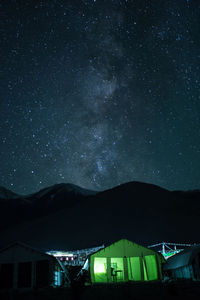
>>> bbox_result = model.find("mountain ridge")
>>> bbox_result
[2,181,200,201]
[0,181,199,251]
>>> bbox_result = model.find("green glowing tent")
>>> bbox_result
[83,239,165,284]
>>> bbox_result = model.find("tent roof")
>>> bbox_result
[90,238,165,262]
[0,241,56,261]
[164,244,200,270]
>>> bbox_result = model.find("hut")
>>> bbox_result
[0,241,70,290]
[79,239,165,284]
[164,244,200,280]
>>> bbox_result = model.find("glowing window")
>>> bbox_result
[94,257,107,283]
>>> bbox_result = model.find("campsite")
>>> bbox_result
[0,183,200,299]
[1,239,200,299]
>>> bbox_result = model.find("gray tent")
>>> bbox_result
[0,241,70,290]
[164,244,200,280]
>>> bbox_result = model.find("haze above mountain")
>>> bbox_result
[0,181,199,251]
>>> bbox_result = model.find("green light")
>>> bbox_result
[90,239,165,283]
[94,257,107,282]
[163,250,181,258]
[94,260,106,273]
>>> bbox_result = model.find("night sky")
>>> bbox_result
[1,0,200,195]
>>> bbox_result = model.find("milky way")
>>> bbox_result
[0,0,200,194]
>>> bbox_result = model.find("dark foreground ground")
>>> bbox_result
[1,280,200,300]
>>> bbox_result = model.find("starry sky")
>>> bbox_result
[1,0,200,195]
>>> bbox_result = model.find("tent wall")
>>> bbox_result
[173,265,194,280]
[0,260,56,289]
[0,243,64,290]
[167,258,200,281]
[91,254,161,283]
[90,240,164,283]
[164,248,200,281]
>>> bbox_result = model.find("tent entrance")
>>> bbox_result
[111,258,124,282]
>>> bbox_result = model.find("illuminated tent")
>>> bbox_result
[81,239,165,284]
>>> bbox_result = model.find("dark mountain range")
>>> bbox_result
[0,181,199,251]
[0,183,96,231]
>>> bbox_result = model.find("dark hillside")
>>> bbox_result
[0,181,199,251]
[0,183,96,231]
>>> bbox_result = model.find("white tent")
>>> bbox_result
[0,241,70,290]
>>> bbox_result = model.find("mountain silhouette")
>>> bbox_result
[0,181,199,251]
[0,183,96,231]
